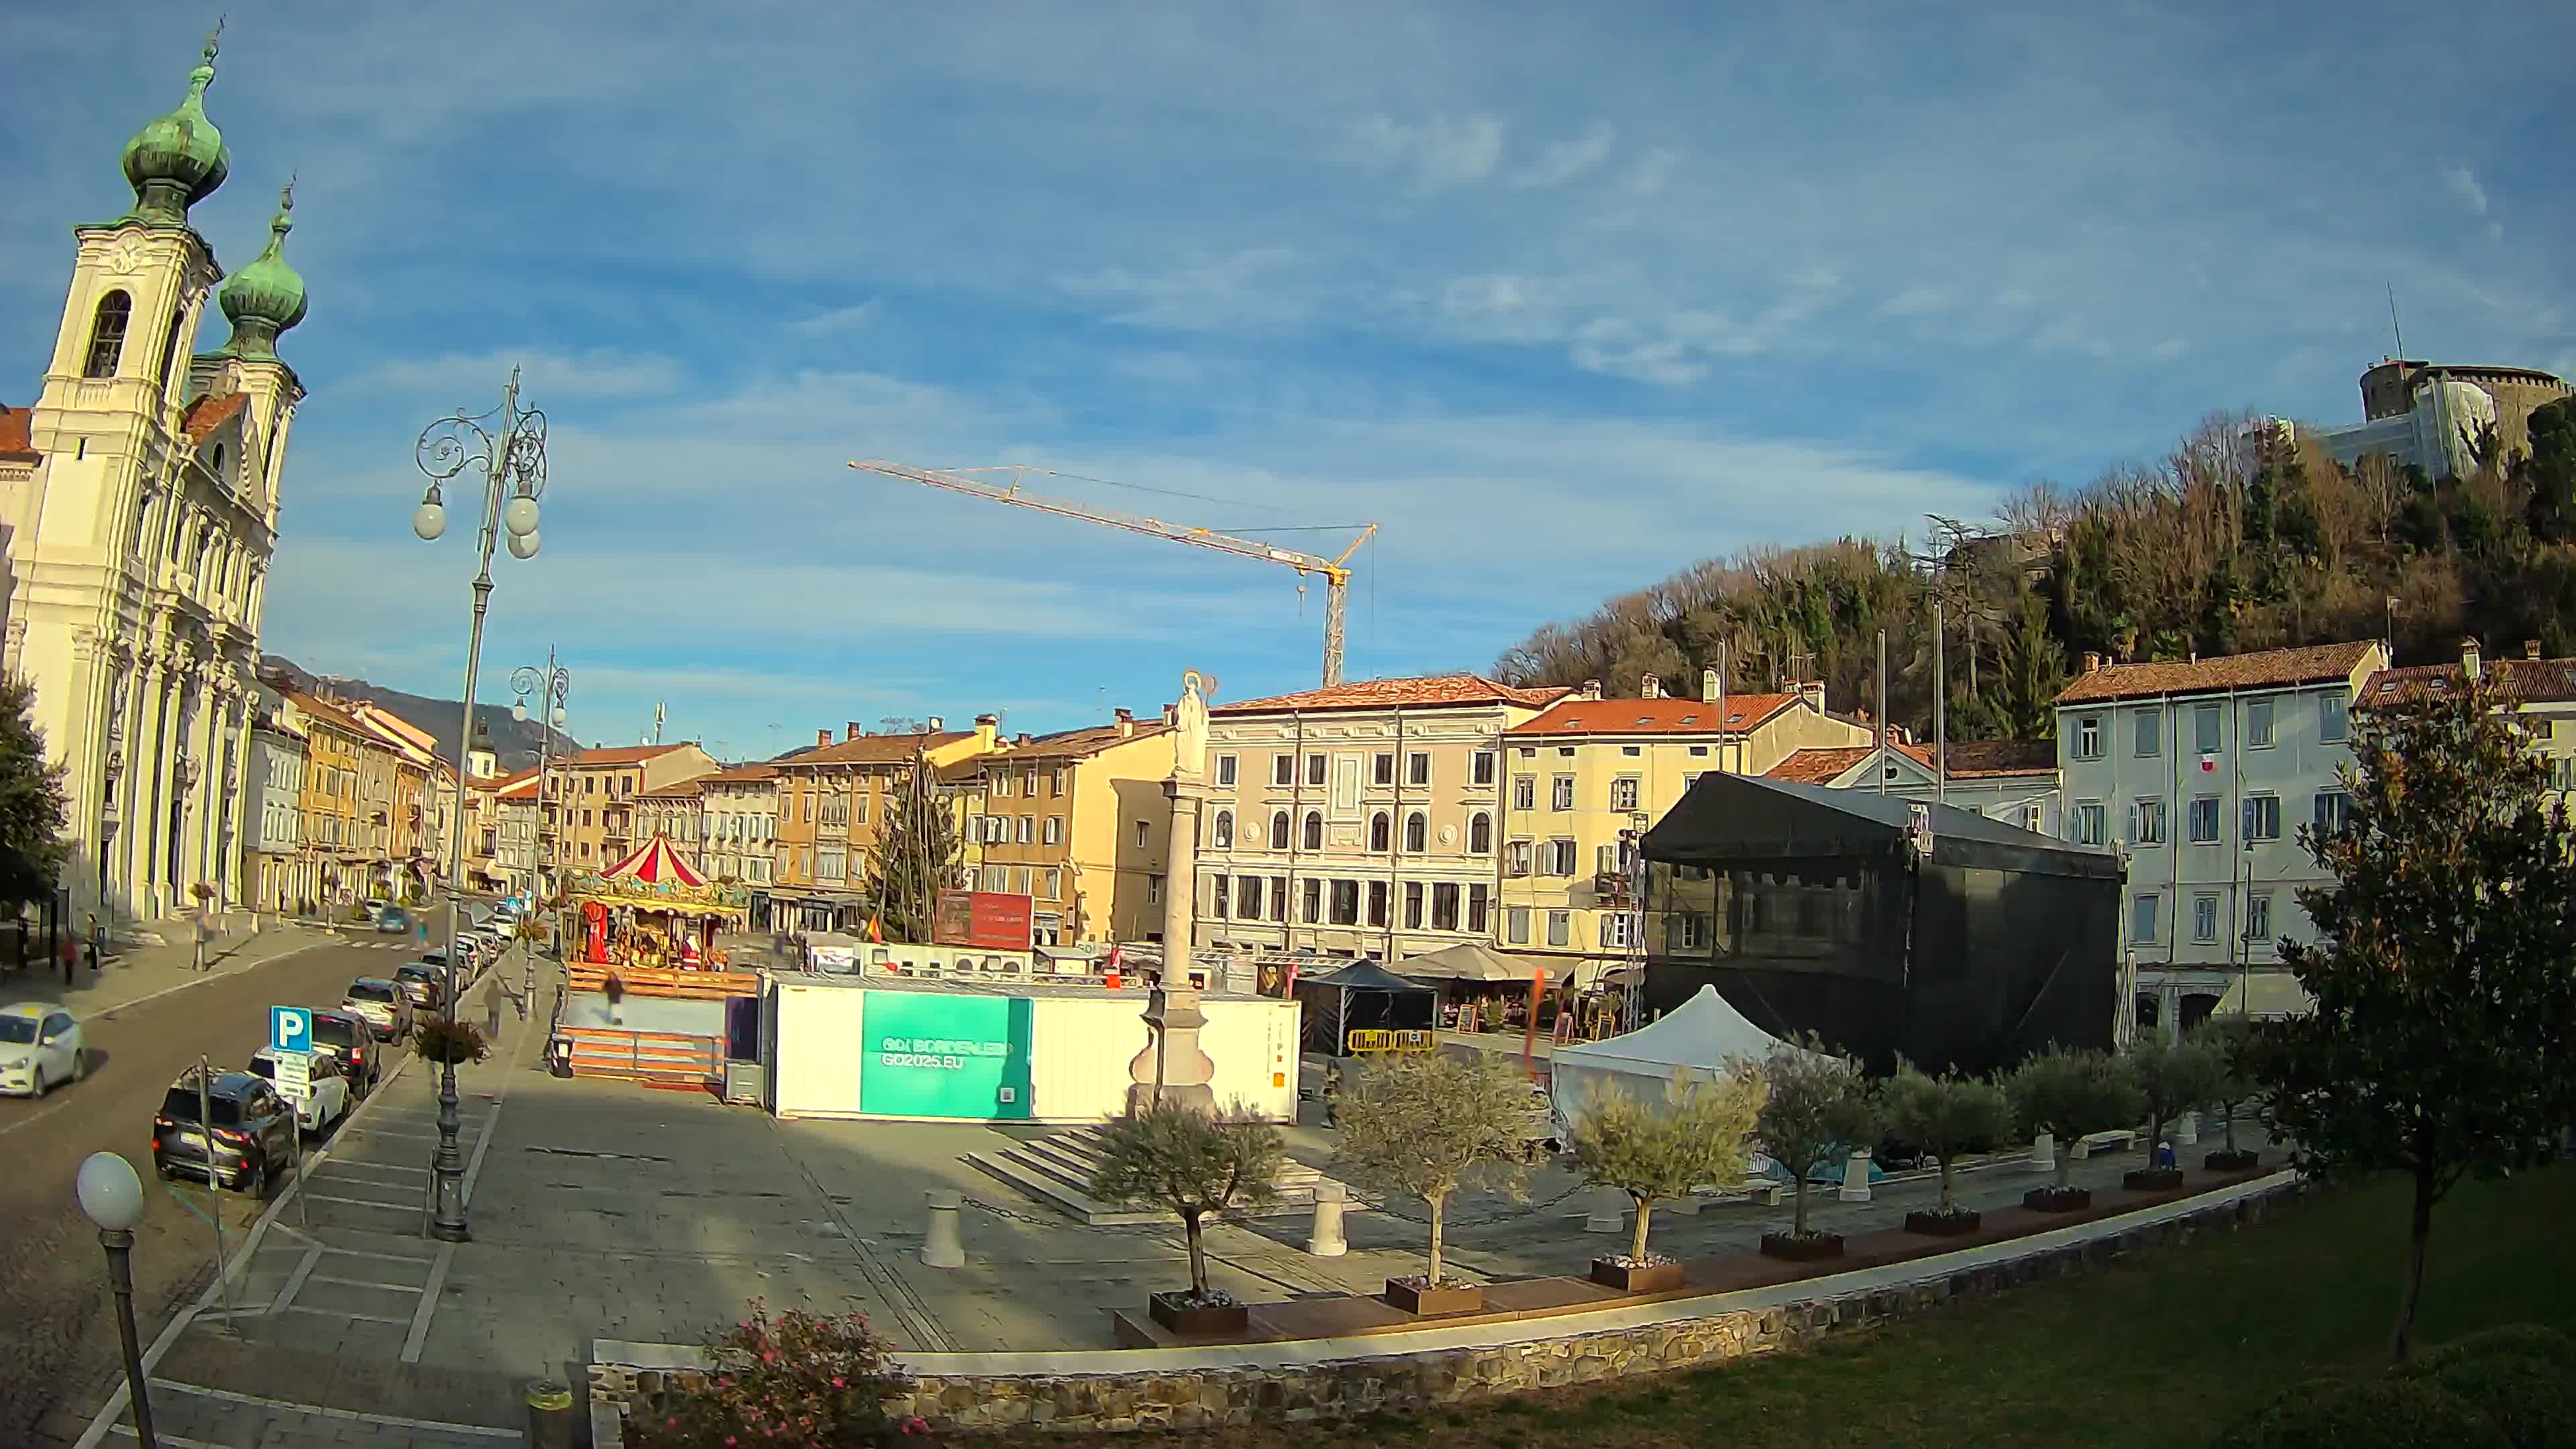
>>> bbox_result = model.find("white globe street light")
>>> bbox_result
[512,700,527,723]
[506,529,539,560]
[412,490,447,542]
[76,1150,158,1448]
[502,493,541,538]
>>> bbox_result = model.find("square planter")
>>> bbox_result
[1384,1277,1485,1318]
[2204,1148,2261,1173]
[1759,1231,1845,1263]
[1589,1257,1686,1293]
[2023,1186,2092,1213]
[1904,1208,1982,1237]
[1147,1291,1249,1338]
[2123,1167,2186,1192]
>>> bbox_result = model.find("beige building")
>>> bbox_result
[1500,672,1872,983]
[0,34,309,922]
[699,763,779,892]
[767,720,995,934]
[489,767,541,896]
[550,743,720,875]
[637,777,707,870]
[1191,674,1567,965]
[946,709,1178,947]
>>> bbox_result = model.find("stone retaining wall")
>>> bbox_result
[592,1175,2306,1437]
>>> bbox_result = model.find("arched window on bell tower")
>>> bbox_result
[85,290,133,378]
[157,302,189,395]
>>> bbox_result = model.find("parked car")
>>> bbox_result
[153,1069,297,1190]
[340,978,415,1042]
[246,1046,352,1134]
[375,906,412,935]
[306,1009,383,1096]
[0,1002,85,1097]
[393,962,448,1013]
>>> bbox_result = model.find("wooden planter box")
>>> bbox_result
[2123,1167,2186,1192]
[1904,1208,1982,1236]
[2204,1148,2261,1173]
[1589,1257,1686,1293]
[1384,1278,1485,1318]
[2024,1186,2092,1213]
[1759,1231,1845,1263]
[1147,1291,1248,1338]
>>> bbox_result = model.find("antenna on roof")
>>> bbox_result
[2387,282,2405,360]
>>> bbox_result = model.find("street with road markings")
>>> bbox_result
[0,924,483,1441]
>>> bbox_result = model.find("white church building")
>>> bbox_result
[0,28,309,924]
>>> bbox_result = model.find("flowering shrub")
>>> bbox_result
[629,1300,908,1448]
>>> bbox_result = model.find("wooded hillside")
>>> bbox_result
[1492,397,2576,745]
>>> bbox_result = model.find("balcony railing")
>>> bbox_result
[1592,871,1634,902]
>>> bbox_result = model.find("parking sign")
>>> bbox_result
[270,1006,312,1055]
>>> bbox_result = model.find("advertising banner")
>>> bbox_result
[860,991,1035,1120]
[932,891,1035,951]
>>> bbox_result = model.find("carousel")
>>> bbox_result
[565,834,749,971]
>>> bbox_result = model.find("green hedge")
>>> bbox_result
[2216,1322,2576,1449]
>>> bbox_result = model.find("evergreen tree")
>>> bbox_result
[857,756,961,944]
[2261,675,2576,1362]
[1990,592,2068,741]
[0,674,70,910]
[2519,396,2576,543]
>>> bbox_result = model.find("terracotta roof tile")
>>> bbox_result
[2363,655,2576,708]
[704,763,779,784]
[1766,747,1878,784]
[1766,737,2056,785]
[783,731,973,767]
[1509,693,1799,737]
[2053,641,2381,706]
[565,743,694,767]
[1214,674,1568,715]
[976,720,1171,763]
[641,778,706,798]
[180,391,248,443]
[0,405,37,462]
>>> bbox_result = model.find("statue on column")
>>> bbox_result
[1174,669,1212,782]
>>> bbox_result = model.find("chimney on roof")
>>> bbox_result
[2527,640,2543,661]
[1015,733,1032,746]
[974,712,999,751]
[2462,637,2482,682]
[1701,667,1720,704]
[1579,679,1603,701]
[1799,680,1825,714]
[816,729,832,747]
[1115,707,1136,737]
[1640,674,1662,700]
[2082,651,2102,674]
[845,722,863,742]
[926,716,944,732]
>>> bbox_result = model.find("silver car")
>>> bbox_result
[339,977,415,1042]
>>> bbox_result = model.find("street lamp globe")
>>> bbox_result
[551,705,568,728]
[502,493,541,539]
[76,1151,146,1231]
[412,494,448,542]
[506,529,539,560]
[512,700,528,723]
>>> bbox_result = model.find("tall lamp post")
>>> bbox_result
[76,1151,156,1449]
[412,367,549,1242]
[513,652,571,962]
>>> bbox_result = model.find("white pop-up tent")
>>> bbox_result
[1548,985,1811,1126]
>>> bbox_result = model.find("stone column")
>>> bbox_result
[1160,777,1208,981]
[1305,1182,1349,1256]
[1126,983,1217,1115]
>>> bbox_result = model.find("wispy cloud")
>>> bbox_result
[2440,162,2489,215]
[788,303,879,337]
[341,349,686,400]
[1514,123,1616,187]
[1347,113,1507,189]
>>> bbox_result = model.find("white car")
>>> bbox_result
[0,1002,85,1097]
[247,1046,352,1134]
[340,978,416,1042]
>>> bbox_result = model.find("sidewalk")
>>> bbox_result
[1,915,337,1019]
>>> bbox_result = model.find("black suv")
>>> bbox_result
[152,1071,297,1191]
[307,1008,383,1097]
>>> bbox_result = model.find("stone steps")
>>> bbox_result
[964,1124,1338,1227]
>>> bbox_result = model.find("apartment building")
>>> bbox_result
[1191,674,1567,965]
[637,777,707,870]
[284,692,382,906]
[767,720,996,933]
[489,767,543,895]
[345,701,440,892]
[2053,639,2387,1039]
[2366,636,2576,794]
[1502,672,1872,983]
[549,742,720,874]
[1766,739,2061,835]
[243,682,310,914]
[700,763,780,895]
[945,708,1178,947]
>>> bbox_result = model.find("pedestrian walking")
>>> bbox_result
[1322,1061,1343,1128]
[191,914,207,973]
[484,980,504,1042]
[59,928,78,986]
[85,912,100,973]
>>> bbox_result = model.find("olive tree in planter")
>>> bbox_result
[1882,1061,2015,1236]
[1753,1035,1880,1261]
[2006,1046,2139,1212]
[2125,1037,2223,1190]
[1568,1063,1767,1292]
[1087,1102,1285,1337]
[2192,1016,2263,1171]
[1330,1049,1537,1317]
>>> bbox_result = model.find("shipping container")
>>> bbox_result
[771,976,1299,1124]
[932,890,1035,951]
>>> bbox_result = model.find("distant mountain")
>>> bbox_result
[260,655,578,772]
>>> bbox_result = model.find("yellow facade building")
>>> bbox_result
[286,692,370,906]
[947,709,1178,946]
[1498,672,1871,983]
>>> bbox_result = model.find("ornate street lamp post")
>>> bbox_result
[77,1151,156,1448]
[412,367,548,1242]
[513,651,571,965]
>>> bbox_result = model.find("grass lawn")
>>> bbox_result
[1093,1164,2575,1448]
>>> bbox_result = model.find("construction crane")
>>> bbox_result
[849,460,1377,686]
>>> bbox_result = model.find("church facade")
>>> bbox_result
[0,28,309,924]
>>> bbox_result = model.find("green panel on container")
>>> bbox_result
[859,992,1035,1120]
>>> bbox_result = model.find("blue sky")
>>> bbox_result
[5,2,2571,762]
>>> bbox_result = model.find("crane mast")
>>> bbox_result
[849,460,1375,686]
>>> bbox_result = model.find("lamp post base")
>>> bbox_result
[101,1228,157,1449]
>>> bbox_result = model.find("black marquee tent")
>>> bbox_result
[1293,960,1439,1058]
[1639,773,2122,1077]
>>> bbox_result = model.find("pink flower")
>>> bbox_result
[829,1377,844,1389]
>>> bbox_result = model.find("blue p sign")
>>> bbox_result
[270,1006,312,1055]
